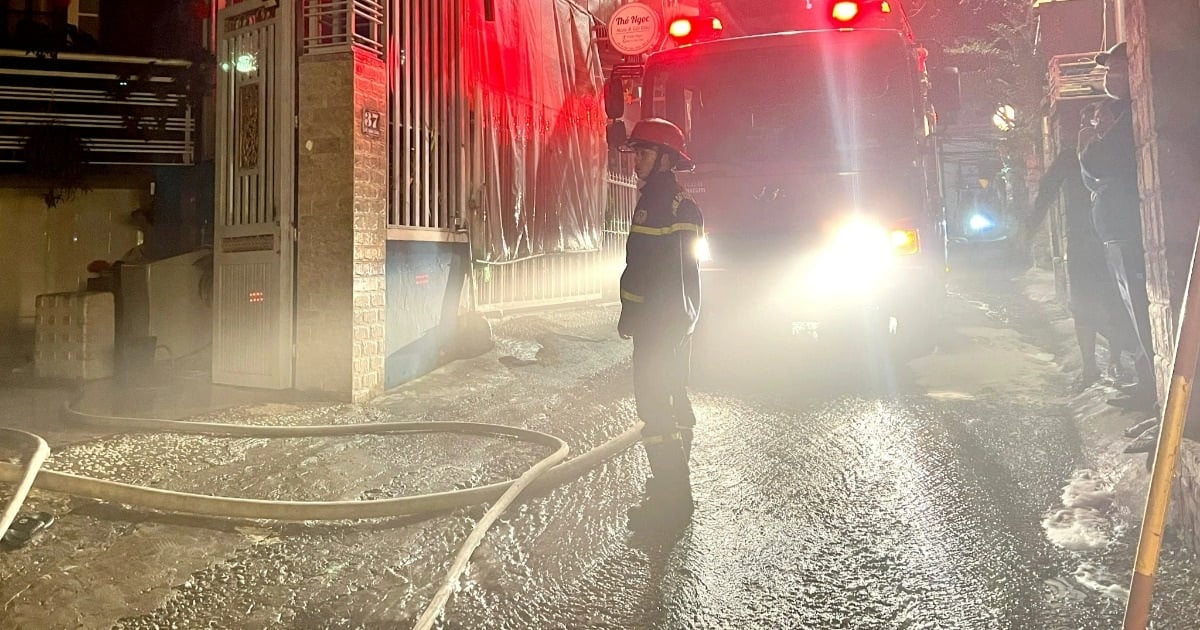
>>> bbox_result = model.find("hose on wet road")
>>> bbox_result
[0,428,48,544]
[0,403,646,628]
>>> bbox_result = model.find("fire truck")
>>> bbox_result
[608,0,960,356]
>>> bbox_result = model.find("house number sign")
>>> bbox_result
[361,108,382,138]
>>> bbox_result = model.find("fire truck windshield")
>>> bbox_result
[646,32,920,168]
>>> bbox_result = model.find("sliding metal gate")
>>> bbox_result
[212,0,297,389]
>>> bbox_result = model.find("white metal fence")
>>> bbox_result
[472,165,636,312]
[604,166,638,263]
[473,250,605,312]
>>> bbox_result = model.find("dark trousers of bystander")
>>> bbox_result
[1105,240,1158,399]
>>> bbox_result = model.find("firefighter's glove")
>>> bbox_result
[618,310,633,340]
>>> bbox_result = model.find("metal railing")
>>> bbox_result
[473,250,606,313]
[604,166,638,259]
[472,164,636,312]
[301,0,386,56]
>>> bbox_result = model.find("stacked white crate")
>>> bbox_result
[34,292,115,380]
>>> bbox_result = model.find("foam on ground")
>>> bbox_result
[1042,470,1116,551]
[1073,562,1130,601]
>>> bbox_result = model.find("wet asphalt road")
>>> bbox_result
[432,270,1107,629]
[3,260,1200,629]
[427,260,1200,629]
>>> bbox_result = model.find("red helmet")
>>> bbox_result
[626,118,693,167]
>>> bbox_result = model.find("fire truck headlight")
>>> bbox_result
[799,220,916,298]
[830,220,892,262]
[694,235,713,263]
[803,250,886,297]
[828,220,919,257]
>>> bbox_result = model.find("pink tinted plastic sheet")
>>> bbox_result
[466,0,607,262]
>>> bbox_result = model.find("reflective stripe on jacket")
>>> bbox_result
[620,170,704,337]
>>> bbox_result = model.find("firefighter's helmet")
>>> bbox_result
[626,118,693,168]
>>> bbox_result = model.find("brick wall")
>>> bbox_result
[296,54,355,398]
[294,50,388,402]
[351,49,388,402]
[1127,0,1200,550]
[1128,0,1200,412]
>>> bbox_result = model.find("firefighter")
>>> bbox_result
[618,118,704,532]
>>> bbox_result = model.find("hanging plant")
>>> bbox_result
[194,248,214,308]
[181,45,217,109]
[21,123,92,208]
[107,74,136,101]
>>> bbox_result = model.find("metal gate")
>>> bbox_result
[212,0,297,389]
[390,0,465,230]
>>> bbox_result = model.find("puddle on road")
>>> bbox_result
[925,390,977,401]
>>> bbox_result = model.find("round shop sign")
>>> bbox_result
[607,2,662,56]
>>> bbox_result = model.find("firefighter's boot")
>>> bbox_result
[627,441,693,533]
[674,398,697,462]
[678,424,694,463]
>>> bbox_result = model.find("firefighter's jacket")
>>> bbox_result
[620,170,704,338]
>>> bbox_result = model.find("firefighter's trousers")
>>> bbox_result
[632,331,696,486]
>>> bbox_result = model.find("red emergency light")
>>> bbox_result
[668,18,693,39]
[830,0,893,24]
[831,1,859,22]
[667,16,723,46]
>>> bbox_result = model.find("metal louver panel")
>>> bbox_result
[0,50,195,166]
[214,262,275,378]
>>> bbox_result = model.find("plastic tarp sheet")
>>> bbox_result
[466,0,607,262]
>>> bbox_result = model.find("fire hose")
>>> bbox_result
[0,403,646,628]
